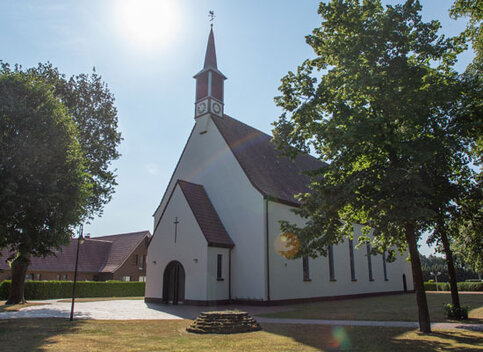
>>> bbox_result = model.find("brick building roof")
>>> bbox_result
[0,231,151,273]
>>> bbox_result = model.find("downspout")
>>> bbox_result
[265,197,271,302]
[228,248,232,302]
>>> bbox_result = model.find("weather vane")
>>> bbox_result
[209,10,215,27]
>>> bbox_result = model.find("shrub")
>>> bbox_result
[444,303,469,320]
[0,280,145,300]
[424,282,449,291]
[424,281,483,292]
[458,281,483,292]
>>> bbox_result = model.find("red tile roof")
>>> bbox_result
[0,231,150,273]
[212,114,324,206]
[178,180,234,248]
[96,231,150,272]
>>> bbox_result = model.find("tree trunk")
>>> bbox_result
[6,251,31,305]
[440,228,460,309]
[405,223,431,333]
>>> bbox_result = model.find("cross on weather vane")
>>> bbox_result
[209,10,215,27]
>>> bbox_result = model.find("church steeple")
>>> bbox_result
[204,28,217,69]
[194,26,226,119]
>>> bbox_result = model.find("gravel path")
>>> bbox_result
[1,299,482,331]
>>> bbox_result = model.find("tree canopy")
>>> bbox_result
[0,67,91,257]
[272,0,475,332]
[0,62,121,303]
[26,63,122,220]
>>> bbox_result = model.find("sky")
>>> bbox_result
[0,0,473,257]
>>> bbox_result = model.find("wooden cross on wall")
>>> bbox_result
[174,217,180,243]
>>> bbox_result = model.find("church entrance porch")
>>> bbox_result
[162,261,185,304]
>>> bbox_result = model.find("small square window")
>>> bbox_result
[217,254,223,280]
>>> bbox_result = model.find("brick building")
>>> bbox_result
[0,231,151,282]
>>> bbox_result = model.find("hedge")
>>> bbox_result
[424,281,483,292]
[0,280,145,300]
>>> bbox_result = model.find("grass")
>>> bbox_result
[0,319,481,352]
[260,293,483,323]
[56,297,144,303]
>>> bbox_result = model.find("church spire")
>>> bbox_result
[203,27,217,69]
[194,25,226,119]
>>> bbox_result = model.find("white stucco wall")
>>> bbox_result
[267,201,414,301]
[151,115,266,300]
[207,247,230,301]
[145,185,208,301]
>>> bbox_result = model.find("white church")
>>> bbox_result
[145,28,413,305]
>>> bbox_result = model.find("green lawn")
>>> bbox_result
[0,319,481,352]
[260,293,483,323]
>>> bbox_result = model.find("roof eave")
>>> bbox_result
[193,66,227,80]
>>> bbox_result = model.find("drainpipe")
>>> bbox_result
[228,248,232,302]
[265,197,271,302]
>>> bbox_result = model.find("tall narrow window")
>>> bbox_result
[217,254,223,280]
[303,256,310,281]
[349,238,356,281]
[382,251,388,281]
[329,245,335,281]
[367,243,374,281]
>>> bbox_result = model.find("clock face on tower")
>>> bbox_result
[196,101,207,115]
[212,102,221,114]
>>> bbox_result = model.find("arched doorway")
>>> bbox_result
[162,261,185,304]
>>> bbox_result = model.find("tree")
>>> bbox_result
[451,0,482,71]
[0,62,122,304]
[420,254,480,282]
[272,0,470,333]
[0,68,91,303]
[422,0,483,313]
[26,63,122,219]
[451,182,483,276]
[449,0,483,277]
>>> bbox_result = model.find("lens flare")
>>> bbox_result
[331,326,352,350]
[274,232,300,259]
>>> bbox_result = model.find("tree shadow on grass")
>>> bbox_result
[260,323,483,352]
[0,318,86,352]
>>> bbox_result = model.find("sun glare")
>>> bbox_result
[117,0,179,49]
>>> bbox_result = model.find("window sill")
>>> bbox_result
[351,279,357,282]
[217,278,224,281]
[330,279,337,282]
[384,279,389,281]
[303,279,312,282]
[369,279,375,281]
